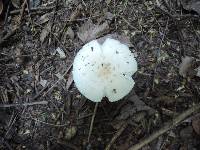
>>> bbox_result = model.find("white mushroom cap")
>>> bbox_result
[72,38,137,102]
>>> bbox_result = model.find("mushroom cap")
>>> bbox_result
[72,38,137,102]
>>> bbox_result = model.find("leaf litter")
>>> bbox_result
[1,0,200,150]
[115,94,156,120]
[77,19,109,43]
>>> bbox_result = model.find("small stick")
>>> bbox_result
[105,122,128,150]
[10,6,55,15]
[19,0,27,24]
[128,103,200,150]
[28,116,69,127]
[42,63,72,97]
[88,102,99,142]
[0,101,48,108]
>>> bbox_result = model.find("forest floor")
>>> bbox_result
[0,0,200,150]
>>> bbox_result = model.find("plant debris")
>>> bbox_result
[115,94,156,120]
[181,0,200,15]
[1,0,200,150]
[40,22,52,43]
[77,19,109,43]
[192,116,200,135]
[11,0,21,8]
[56,47,66,59]
[179,56,194,77]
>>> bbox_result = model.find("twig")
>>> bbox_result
[42,64,72,97]
[119,15,139,30]
[128,103,200,150]
[152,17,169,89]
[3,1,11,27]
[48,0,59,46]
[0,101,48,108]
[88,102,99,142]
[4,110,21,140]
[105,122,128,150]
[19,0,27,24]
[10,6,55,15]
[28,116,69,127]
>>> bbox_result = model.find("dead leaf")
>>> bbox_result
[69,4,82,21]
[39,79,47,87]
[77,19,109,43]
[181,0,200,15]
[192,117,200,135]
[106,0,112,5]
[66,27,75,39]
[11,0,21,8]
[97,33,133,47]
[179,56,194,77]
[40,22,52,43]
[105,11,114,21]
[56,47,66,59]
[196,66,200,77]
[0,0,3,15]
[55,73,66,81]
[36,13,53,24]
[115,95,156,120]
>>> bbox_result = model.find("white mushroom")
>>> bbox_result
[72,38,137,102]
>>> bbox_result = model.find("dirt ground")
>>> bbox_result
[1,0,200,150]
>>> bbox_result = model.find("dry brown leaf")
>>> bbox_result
[0,0,3,15]
[115,95,155,120]
[36,13,53,24]
[40,22,51,43]
[179,56,194,77]
[77,19,109,43]
[192,117,200,135]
